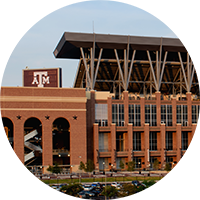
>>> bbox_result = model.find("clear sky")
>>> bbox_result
[1,0,176,88]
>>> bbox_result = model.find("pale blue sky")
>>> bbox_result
[2,0,176,87]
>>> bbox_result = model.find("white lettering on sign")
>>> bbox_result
[31,71,50,87]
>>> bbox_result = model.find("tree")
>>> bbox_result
[17,163,31,175]
[79,161,85,171]
[168,175,194,200]
[153,159,159,170]
[164,162,171,172]
[101,186,119,199]
[127,161,135,171]
[60,183,83,197]
[85,159,94,172]
[118,183,137,197]
[119,160,125,170]
[0,180,51,200]
[47,163,62,174]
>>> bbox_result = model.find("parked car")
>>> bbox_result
[111,182,121,189]
[132,180,140,186]
[91,182,101,188]
[82,184,94,191]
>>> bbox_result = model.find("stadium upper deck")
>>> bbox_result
[54,32,198,97]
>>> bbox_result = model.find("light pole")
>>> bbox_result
[103,162,105,175]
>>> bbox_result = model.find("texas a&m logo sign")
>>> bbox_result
[23,68,62,88]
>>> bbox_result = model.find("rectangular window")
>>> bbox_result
[116,132,125,151]
[161,105,172,126]
[149,132,157,150]
[166,131,173,150]
[192,105,200,124]
[176,105,188,126]
[145,105,157,126]
[95,104,108,126]
[112,104,124,126]
[99,133,109,152]
[129,104,141,126]
[133,132,141,151]
[133,157,142,169]
[181,132,188,150]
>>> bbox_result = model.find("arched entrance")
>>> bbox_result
[24,117,42,168]
[52,118,70,167]
[0,117,13,167]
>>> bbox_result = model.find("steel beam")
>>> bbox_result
[114,49,125,89]
[80,47,92,89]
[147,50,158,91]
[127,50,136,90]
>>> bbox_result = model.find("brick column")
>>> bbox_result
[14,120,24,163]
[186,92,192,126]
[42,121,53,173]
[111,123,116,168]
[144,123,149,168]
[172,97,177,127]
[107,97,112,126]
[123,91,129,126]
[93,123,99,168]
[156,92,161,126]
[140,97,145,127]
[160,124,166,166]
[127,123,133,161]
[176,124,182,163]
[192,124,198,168]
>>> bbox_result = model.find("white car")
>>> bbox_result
[83,184,94,191]
[5,181,19,187]
[111,182,121,189]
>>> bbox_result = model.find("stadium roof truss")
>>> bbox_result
[54,32,199,96]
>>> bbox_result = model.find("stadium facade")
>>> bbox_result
[1,32,199,173]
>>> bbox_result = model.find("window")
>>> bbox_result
[133,157,141,169]
[129,105,141,126]
[99,133,109,152]
[133,132,141,151]
[166,156,173,163]
[95,104,108,126]
[161,105,172,126]
[112,104,124,126]
[166,131,173,150]
[176,105,188,126]
[116,132,125,151]
[192,105,200,124]
[145,105,157,126]
[149,132,157,150]
[99,158,109,170]
[116,158,125,169]
[181,132,188,150]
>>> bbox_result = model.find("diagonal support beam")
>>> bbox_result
[158,51,168,90]
[189,64,195,90]
[93,48,103,88]
[178,52,189,92]
[80,47,92,89]
[147,50,158,91]
[114,49,125,89]
[127,50,136,90]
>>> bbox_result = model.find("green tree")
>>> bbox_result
[0,180,51,200]
[60,183,83,197]
[119,160,125,170]
[47,163,61,174]
[101,186,119,199]
[168,175,194,200]
[127,161,135,171]
[85,159,94,172]
[164,162,171,172]
[17,163,31,175]
[142,180,156,188]
[118,183,137,197]
[153,159,159,170]
[79,161,85,171]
